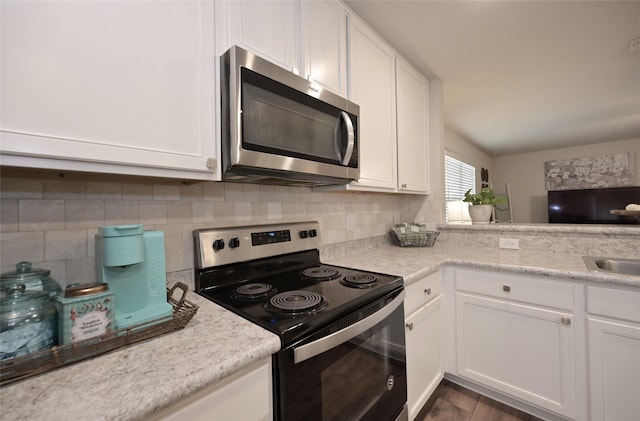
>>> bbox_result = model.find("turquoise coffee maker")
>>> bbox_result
[95,225,173,329]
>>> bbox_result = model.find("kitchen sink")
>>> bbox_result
[583,256,640,276]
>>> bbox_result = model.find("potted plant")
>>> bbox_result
[463,188,505,224]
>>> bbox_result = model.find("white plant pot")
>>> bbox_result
[468,204,493,224]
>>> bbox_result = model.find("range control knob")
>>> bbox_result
[299,230,309,239]
[213,239,225,251]
[229,237,240,248]
[308,229,318,238]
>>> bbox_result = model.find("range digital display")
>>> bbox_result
[251,229,292,246]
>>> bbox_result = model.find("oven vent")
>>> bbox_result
[362,301,384,319]
[335,314,359,332]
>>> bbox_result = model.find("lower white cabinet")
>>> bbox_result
[404,272,443,420]
[405,295,443,420]
[587,286,640,421]
[149,358,272,421]
[454,269,577,419]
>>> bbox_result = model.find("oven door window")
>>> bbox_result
[276,297,406,421]
[241,67,358,168]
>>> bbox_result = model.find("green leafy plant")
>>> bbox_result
[462,188,506,206]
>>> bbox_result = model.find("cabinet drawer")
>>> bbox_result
[587,285,640,322]
[405,271,441,315]
[455,268,574,310]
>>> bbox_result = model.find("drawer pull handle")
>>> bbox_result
[406,322,414,331]
[503,285,511,292]
[561,317,571,326]
[424,288,431,295]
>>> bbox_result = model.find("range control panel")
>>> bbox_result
[194,221,321,269]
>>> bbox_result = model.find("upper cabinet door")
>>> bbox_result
[0,1,218,180]
[396,57,429,194]
[300,0,348,97]
[217,0,298,72]
[349,18,398,191]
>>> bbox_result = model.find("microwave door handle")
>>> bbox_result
[334,111,355,166]
[293,290,404,364]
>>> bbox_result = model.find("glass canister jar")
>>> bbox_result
[0,285,58,361]
[0,261,62,297]
[55,283,115,345]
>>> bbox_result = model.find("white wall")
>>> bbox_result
[492,138,640,223]
[444,127,493,193]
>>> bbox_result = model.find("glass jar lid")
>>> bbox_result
[1,261,50,282]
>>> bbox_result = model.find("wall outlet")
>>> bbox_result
[499,238,519,250]
[346,214,354,231]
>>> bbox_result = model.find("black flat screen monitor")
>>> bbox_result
[548,186,640,224]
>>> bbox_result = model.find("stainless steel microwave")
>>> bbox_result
[221,46,360,186]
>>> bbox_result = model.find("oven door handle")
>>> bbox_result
[293,289,405,364]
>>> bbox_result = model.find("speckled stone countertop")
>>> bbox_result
[1,225,638,420]
[324,243,640,288]
[0,293,280,421]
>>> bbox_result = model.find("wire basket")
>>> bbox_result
[390,223,439,247]
[0,282,198,386]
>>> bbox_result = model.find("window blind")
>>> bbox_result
[445,154,475,222]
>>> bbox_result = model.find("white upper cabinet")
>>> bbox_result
[348,18,398,191]
[216,0,347,97]
[396,57,429,194]
[300,0,348,97]
[216,0,298,72]
[320,12,430,194]
[0,1,218,180]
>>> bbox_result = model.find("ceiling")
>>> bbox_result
[344,0,640,156]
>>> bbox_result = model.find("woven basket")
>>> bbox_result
[390,223,439,247]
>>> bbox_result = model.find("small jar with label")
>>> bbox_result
[55,283,115,345]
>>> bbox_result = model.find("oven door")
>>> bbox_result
[275,289,407,421]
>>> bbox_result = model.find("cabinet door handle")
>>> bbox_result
[503,285,511,292]
[406,322,413,331]
[561,317,571,326]
[424,288,431,295]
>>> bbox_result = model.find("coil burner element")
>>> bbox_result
[341,274,377,289]
[232,283,274,300]
[267,290,327,314]
[302,266,340,281]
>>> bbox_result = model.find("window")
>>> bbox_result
[444,154,475,222]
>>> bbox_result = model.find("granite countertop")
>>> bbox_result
[325,243,640,288]
[1,240,638,420]
[0,293,280,421]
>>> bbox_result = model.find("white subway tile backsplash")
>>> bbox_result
[104,200,138,225]
[153,185,181,201]
[0,231,45,268]
[86,182,122,200]
[43,179,85,199]
[1,175,440,276]
[45,229,88,261]
[64,200,105,229]
[1,178,43,199]
[180,183,205,202]
[267,202,282,220]
[122,183,153,200]
[234,202,252,221]
[1,199,18,232]
[192,201,215,223]
[167,201,193,224]
[203,182,225,202]
[138,200,168,225]
[19,199,65,231]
